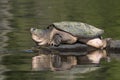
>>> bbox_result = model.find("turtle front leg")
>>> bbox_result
[50,34,62,46]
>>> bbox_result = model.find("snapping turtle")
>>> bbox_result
[30,21,106,48]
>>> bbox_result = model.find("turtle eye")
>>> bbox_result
[47,24,54,30]
[47,27,49,29]
[47,26,51,29]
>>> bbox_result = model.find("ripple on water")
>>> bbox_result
[0,0,13,80]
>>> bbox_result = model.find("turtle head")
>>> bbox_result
[30,28,43,36]
[30,28,48,45]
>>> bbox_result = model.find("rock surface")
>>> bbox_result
[32,40,120,55]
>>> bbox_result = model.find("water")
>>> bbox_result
[1,0,120,80]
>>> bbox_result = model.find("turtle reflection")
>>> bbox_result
[32,49,110,71]
[77,50,109,64]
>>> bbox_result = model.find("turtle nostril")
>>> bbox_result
[33,28,36,30]
[30,28,36,31]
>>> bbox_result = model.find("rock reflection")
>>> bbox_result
[32,49,109,71]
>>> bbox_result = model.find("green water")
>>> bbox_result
[1,0,120,80]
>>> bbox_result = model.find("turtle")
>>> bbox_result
[30,21,109,49]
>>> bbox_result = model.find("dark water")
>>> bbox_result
[1,0,120,80]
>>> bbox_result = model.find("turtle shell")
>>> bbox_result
[52,21,104,38]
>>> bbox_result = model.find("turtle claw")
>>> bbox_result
[49,34,62,47]
[49,41,60,47]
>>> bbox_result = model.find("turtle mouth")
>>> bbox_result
[31,33,47,45]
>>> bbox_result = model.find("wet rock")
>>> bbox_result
[110,40,120,49]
